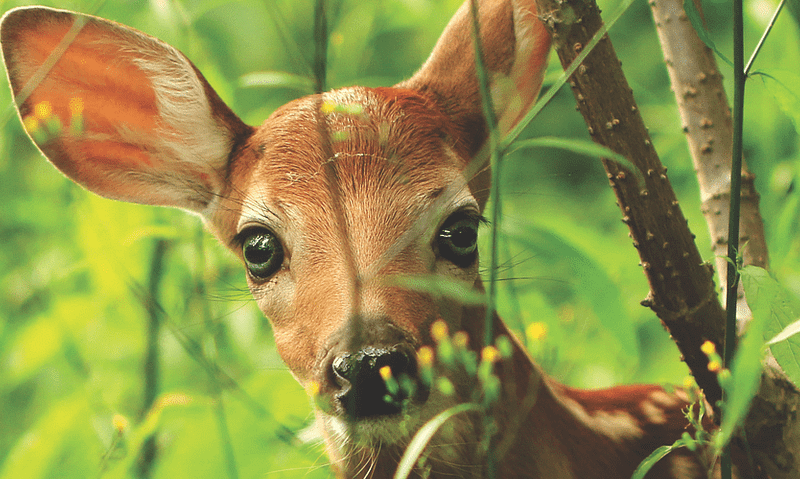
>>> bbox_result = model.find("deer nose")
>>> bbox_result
[331,346,417,419]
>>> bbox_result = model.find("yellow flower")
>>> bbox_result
[482,345,500,364]
[707,360,722,373]
[69,97,84,116]
[526,322,547,341]
[306,380,321,397]
[112,414,129,433]
[34,101,53,119]
[431,320,449,342]
[23,116,39,133]
[700,340,716,356]
[379,365,392,381]
[453,331,469,348]
[418,346,434,367]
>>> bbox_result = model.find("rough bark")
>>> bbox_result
[532,0,726,405]
[649,0,768,315]
[650,0,800,477]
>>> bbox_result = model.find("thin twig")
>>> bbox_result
[745,0,786,76]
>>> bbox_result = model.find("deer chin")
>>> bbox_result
[316,394,480,479]
[316,387,483,479]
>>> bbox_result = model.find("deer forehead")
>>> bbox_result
[230,86,477,270]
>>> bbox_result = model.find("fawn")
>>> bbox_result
[2,1,738,477]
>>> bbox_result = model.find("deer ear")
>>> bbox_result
[1,7,253,214]
[399,0,551,155]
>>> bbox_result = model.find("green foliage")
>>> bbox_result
[389,274,485,305]
[683,0,734,67]
[744,266,800,394]
[0,0,798,478]
[758,70,800,132]
[713,266,770,452]
[631,443,688,479]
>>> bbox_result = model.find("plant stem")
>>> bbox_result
[138,239,168,479]
[466,0,500,353]
[467,2,501,476]
[722,0,745,476]
[313,0,327,94]
[215,394,240,479]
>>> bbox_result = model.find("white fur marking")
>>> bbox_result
[103,27,233,211]
[562,398,644,443]
[640,400,668,425]
[649,390,681,408]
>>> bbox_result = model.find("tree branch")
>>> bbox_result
[533,0,728,403]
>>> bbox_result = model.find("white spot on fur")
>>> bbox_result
[561,398,644,443]
[640,400,668,425]
[636,389,685,427]
[297,422,323,444]
[672,388,691,404]
[649,389,682,408]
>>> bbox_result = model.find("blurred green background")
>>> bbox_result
[0,0,797,477]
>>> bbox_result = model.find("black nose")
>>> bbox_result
[331,346,416,418]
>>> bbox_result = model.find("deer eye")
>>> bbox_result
[437,213,482,267]
[241,229,284,279]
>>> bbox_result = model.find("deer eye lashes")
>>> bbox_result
[435,211,485,267]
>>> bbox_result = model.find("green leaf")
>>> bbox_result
[631,442,687,479]
[388,275,485,305]
[0,394,90,479]
[758,71,800,133]
[683,0,734,67]
[717,265,800,449]
[743,266,800,388]
[509,136,645,186]
[5,316,64,383]
[238,71,315,94]
[767,318,800,345]
[786,0,800,30]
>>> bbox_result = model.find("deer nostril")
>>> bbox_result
[331,354,354,387]
[330,347,418,419]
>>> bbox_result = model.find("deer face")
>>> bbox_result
[214,87,485,443]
